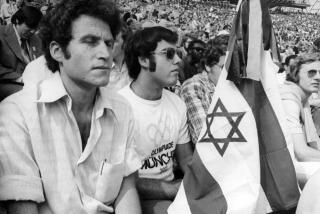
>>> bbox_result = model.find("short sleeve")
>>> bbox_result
[123,111,143,177]
[177,100,190,145]
[282,99,304,134]
[0,101,44,202]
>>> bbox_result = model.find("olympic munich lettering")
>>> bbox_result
[150,142,174,156]
[141,142,174,169]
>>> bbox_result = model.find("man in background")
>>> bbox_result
[0,5,42,101]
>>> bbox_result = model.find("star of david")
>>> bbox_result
[199,98,247,156]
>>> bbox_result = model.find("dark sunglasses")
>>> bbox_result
[307,69,320,78]
[151,47,179,60]
[192,47,204,52]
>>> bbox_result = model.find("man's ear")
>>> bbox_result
[204,64,211,73]
[138,56,149,69]
[49,41,66,63]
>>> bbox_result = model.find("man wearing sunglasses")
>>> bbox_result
[180,39,205,82]
[280,53,320,188]
[119,26,193,214]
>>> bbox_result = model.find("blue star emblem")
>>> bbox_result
[199,98,247,156]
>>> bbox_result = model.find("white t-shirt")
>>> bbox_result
[118,85,190,181]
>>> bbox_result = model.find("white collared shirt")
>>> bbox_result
[22,55,53,87]
[0,72,142,213]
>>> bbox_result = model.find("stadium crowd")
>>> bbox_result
[1,0,320,214]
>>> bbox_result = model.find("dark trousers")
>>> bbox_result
[141,200,172,214]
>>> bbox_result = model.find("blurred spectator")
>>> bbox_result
[180,39,205,83]
[0,0,17,24]
[278,54,297,84]
[217,24,230,36]
[0,5,42,101]
[106,23,133,91]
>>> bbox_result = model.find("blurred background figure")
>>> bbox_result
[0,5,42,101]
[0,0,17,25]
[106,23,133,91]
[180,39,205,83]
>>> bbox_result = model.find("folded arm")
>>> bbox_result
[136,178,181,200]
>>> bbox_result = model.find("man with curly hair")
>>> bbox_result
[0,0,142,213]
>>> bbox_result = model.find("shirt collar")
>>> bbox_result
[36,72,118,119]
[36,72,69,103]
[202,71,216,88]
[95,88,118,120]
[12,24,21,45]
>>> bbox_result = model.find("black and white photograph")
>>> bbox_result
[0,0,320,213]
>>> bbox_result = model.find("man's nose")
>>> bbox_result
[173,52,181,64]
[97,41,112,60]
[315,71,320,80]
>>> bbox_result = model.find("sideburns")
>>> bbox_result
[149,55,156,72]
[62,47,71,59]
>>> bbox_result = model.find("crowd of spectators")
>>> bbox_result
[2,0,320,58]
[114,0,320,60]
[273,12,320,54]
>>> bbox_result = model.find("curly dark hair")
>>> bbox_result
[187,39,205,53]
[119,22,132,50]
[203,34,229,68]
[125,26,178,80]
[11,6,43,28]
[40,0,121,73]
